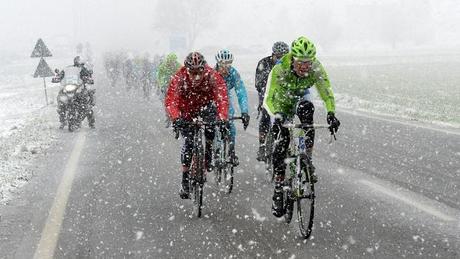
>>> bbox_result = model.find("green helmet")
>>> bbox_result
[166,53,177,63]
[291,36,316,60]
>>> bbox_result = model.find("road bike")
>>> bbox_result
[175,118,215,218]
[213,117,243,194]
[280,123,336,239]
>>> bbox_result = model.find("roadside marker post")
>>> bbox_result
[31,38,53,105]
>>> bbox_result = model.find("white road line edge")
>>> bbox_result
[359,179,456,222]
[34,132,87,259]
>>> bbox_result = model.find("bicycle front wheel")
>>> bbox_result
[265,129,275,183]
[193,183,203,218]
[224,165,234,194]
[215,167,222,186]
[296,183,315,239]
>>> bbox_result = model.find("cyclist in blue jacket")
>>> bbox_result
[215,49,250,165]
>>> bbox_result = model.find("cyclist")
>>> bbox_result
[157,53,181,127]
[255,42,290,161]
[214,49,250,165]
[263,36,341,217]
[165,52,229,199]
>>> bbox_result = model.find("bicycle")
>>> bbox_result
[280,123,336,239]
[213,117,243,194]
[175,117,216,218]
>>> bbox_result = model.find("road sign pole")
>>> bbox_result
[43,77,48,105]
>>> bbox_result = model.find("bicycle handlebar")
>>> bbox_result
[282,123,330,129]
[174,117,244,139]
[282,123,337,143]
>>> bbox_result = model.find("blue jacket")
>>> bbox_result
[218,66,249,116]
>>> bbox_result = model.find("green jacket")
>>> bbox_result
[156,53,181,92]
[263,53,335,116]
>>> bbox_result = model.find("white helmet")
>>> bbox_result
[215,49,233,63]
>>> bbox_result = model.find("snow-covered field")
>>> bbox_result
[1,53,459,203]
[326,54,460,128]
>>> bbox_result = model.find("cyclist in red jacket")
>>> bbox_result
[165,52,229,198]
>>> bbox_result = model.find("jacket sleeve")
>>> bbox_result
[255,59,265,93]
[314,62,335,113]
[213,72,229,120]
[262,66,280,116]
[165,72,181,120]
[233,69,249,114]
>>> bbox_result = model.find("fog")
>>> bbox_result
[0,0,459,59]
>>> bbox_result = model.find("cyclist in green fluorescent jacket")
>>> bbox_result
[263,36,341,217]
[156,53,181,127]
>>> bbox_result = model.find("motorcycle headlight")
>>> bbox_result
[64,84,77,92]
[59,95,68,102]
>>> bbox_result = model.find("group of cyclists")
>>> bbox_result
[163,36,341,218]
[103,52,161,99]
[69,36,341,218]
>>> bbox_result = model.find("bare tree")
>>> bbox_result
[152,0,220,50]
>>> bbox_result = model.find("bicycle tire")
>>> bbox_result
[215,166,222,186]
[296,167,315,239]
[265,129,274,183]
[194,183,203,218]
[284,187,294,223]
[214,146,222,186]
[225,165,234,194]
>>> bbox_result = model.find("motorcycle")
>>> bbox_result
[53,66,94,131]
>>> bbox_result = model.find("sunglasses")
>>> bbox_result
[187,67,204,75]
[217,61,232,68]
[293,56,313,64]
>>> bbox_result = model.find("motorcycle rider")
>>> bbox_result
[56,56,95,129]
[214,49,250,165]
[156,53,181,127]
[263,37,340,217]
[255,42,290,161]
[165,52,229,199]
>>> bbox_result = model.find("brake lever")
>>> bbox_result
[328,126,337,144]
[174,129,180,139]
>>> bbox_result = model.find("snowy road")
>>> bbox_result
[1,78,459,258]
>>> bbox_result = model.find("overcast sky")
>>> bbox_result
[1,0,459,58]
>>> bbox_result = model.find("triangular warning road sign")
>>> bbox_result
[31,38,52,58]
[33,58,54,78]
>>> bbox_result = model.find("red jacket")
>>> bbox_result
[165,65,229,121]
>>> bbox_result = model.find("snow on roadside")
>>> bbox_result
[0,58,63,203]
[0,106,57,203]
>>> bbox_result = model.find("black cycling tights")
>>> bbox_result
[271,100,315,179]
